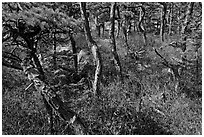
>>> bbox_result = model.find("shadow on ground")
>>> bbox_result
[85,108,173,135]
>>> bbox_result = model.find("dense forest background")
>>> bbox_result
[2,2,202,135]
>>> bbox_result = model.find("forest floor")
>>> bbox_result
[2,32,202,135]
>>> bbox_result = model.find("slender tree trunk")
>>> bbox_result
[128,20,132,36]
[80,2,102,96]
[70,33,77,73]
[138,6,147,46]
[177,7,181,35]
[94,16,101,37]
[109,2,123,82]
[156,21,159,33]
[116,19,121,38]
[124,19,129,39]
[24,38,56,134]
[133,19,138,32]
[127,19,132,35]
[168,3,173,36]
[159,2,167,42]
[116,5,121,38]
[24,39,45,80]
[195,48,199,86]
[53,28,57,69]
[122,23,130,52]
[181,2,194,39]
[179,2,194,52]
[41,92,55,134]
[160,8,163,42]
[101,23,105,37]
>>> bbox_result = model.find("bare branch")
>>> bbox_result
[3,51,22,62]
[2,60,23,71]
[154,48,170,67]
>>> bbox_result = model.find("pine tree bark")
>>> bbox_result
[80,2,102,96]
[109,2,123,82]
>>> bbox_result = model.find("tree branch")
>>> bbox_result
[2,60,23,71]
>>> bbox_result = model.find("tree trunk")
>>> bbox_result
[116,5,121,38]
[70,33,78,73]
[116,19,121,38]
[22,49,88,135]
[80,2,102,96]
[177,7,181,35]
[124,17,130,40]
[181,2,194,46]
[159,2,167,42]
[133,19,138,32]
[122,22,130,52]
[23,34,57,134]
[101,23,105,37]
[160,8,164,42]
[178,2,194,52]
[195,48,199,86]
[168,3,173,36]
[53,28,57,69]
[24,39,45,80]
[30,35,88,134]
[94,16,101,37]
[138,6,147,46]
[127,19,132,36]
[133,20,136,32]
[109,2,123,82]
